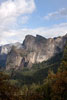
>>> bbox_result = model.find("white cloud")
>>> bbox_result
[0,0,36,45]
[0,0,35,25]
[19,16,30,24]
[44,8,67,20]
[0,23,67,45]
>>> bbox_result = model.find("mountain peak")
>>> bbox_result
[36,34,47,39]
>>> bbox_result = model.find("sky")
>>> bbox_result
[0,0,67,45]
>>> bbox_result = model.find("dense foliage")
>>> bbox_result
[0,72,23,100]
[58,44,67,72]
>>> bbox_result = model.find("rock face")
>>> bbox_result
[0,43,23,68]
[23,34,67,63]
[6,46,22,70]
[0,34,67,70]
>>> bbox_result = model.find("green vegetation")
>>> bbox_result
[0,72,22,100]
[58,43,67,72]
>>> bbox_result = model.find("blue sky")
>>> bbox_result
[24,0,67,28]
[0,0,67,45]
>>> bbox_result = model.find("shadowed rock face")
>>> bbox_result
[0,34,67,70]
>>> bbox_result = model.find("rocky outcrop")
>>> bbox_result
[0,34,67,70]
[0,42,23,68]
[6,46,22,70]
[22,34,67,63]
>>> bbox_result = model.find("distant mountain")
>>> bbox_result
[0,34,67,70]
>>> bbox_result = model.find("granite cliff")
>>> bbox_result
[0,34,67,70]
